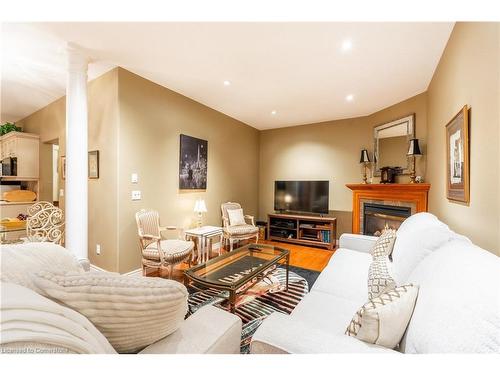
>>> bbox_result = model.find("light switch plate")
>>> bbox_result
[96,244,101,255]
[131,173,138,183]
[59,189,64,197]
[131,190,141,200]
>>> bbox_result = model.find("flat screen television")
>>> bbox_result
[274,180,329,214]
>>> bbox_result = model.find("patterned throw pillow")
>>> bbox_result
[367,258,396,300]
[346,284,419,349]
[33,271,188,353]
[370,228,397,258]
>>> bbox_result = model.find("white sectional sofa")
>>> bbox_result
[251,213,500,353]
[0,243,242,354]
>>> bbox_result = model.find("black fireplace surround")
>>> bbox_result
[363,203,411,236]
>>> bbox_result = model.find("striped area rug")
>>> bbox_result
[187,267,309,353]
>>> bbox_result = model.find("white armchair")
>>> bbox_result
[220,202,259,251]
[135,209,194,278]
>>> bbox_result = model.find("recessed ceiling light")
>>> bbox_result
[341,39,352,52]
[346,94,354,102]
[271,110,277,115]
[223,80,231,86]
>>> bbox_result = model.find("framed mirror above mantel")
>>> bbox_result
[373,114,415,177]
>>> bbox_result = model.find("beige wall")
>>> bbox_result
[16,22,499,268]
[258,92,427,237]
[17,67,260,274]
[116,68,260,273]
[18,69,120,271]
[426,22,500,255]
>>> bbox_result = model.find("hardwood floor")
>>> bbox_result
[259,239,334,271]
[146,238,335,282]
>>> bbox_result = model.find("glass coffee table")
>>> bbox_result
[184,243,290,313]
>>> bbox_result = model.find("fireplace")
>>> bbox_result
[363,203,411,236]
[346,183,430,235]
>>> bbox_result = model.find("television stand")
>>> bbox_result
[267,213,337,250]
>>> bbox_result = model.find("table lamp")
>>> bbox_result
[194,199,207,228]
[407,138,422,183]
[359,149,371,184]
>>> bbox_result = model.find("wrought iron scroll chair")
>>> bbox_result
[135,209,194,278]
[221,202,259,252]
[26,201,65,245]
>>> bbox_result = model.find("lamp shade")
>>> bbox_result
[407,138,422,156]
[194,199,207,213]
[359,149,371,163]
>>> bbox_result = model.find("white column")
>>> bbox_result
[65,43,88,261]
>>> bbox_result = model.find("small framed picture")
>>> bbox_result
[446,106,469,204]
[60,156,66,180]
[88,150,99,179]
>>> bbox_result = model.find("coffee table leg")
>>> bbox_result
[286,255,290,292]
[229,290,236,313]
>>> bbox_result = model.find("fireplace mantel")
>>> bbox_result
[346,183,431,234]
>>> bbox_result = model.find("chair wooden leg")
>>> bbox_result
[142,265,146,276]
[169,264,174,279]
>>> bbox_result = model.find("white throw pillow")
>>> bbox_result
[367,258,396,300]
[370,228,397,258]
[346,284,419,349]
[33,271,188,353]
[0,242,84,294]
[227,208,246,226]
[1,281,116,354]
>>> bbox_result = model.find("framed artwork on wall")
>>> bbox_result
[179,134,207,190]
[88,150,99,179]
[445,105,469,204]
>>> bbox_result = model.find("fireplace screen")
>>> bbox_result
[363,203,411,236]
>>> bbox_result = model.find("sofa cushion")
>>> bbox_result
[33,271,188,353]
[370,228,397,258]
[144,239,194,263]
[346,284,419,349]
[224,224,258,236]
[400,240,500,353]
[367,258,396,300]
[139,305,242,354]
[290,290,362,334]
[0,243,84,295]
[311,248,371,304]
[0,281,116,354]
[392,213,456,284]
[251,311,398,354]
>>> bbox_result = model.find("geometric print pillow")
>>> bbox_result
[370,228,397,258]
[346,284,419,349]
[367,258,396,300]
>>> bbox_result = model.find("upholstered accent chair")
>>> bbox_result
[220,202,259,251]
[135,209,194,278]
[26,201,65,245]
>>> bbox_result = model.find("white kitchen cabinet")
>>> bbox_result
[0,131,39,178]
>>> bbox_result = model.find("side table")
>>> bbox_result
[184,226,223,263]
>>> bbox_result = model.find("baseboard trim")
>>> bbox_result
[122,268,142,277]
[90,264,142,277]
[89,264,107,273]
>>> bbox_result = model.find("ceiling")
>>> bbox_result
[1,22,454,129]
